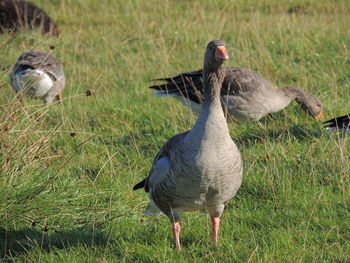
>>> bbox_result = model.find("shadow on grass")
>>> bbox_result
[0,227,108,260]
[235,124,323,148]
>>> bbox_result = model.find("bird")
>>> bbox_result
[150,67,324,121]
[323,113,350,133]
[0,0,59,36]
[133,40,243,250]
[10,51,65,104]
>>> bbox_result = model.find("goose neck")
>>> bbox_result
[202,67,225,108]
[282,86,307,102]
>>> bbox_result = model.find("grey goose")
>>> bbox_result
[151,67,323,121]
[133,40,243,250]
[10,51,65,104]
[323,113,350,133]
[0,0,59,36]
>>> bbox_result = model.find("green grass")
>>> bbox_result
[0,0,349,262]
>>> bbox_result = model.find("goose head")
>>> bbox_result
[284,86,323,120]
[204,40,229,72]
[296,93,323,120]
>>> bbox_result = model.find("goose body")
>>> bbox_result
[151,67,323,121]
[324,114,350,133]
[12,68,54,97]
[10,51,65,104]
[0,0,59,36]
[133,40,243,249]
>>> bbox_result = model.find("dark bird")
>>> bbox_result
[0,0,59,36]
[10,51,65,104]
[133,40,243,250]
[323,113,350,133]
[151,67,323,121]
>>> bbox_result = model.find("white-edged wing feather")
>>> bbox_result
[144,157,170,216]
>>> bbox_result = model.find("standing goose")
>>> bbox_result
[323,113,350,133]
[133,40,243,250]
[151,67,323,121]
[10,51,65,104]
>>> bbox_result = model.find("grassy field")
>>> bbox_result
[0,0,349,262]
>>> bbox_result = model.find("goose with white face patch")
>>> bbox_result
[133,40,243,250]
[10,51,65,104]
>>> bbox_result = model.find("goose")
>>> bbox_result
[323,113,350,133]
[133,40,243,250]
[150,67,323,121]
[10,51,65,104]
[0,0,59,36]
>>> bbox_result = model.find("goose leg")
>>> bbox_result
[208,205,224,244]
[171,220,181,250]
[211,216,220,244]
[56,90,63,101]
[44,95,55,104]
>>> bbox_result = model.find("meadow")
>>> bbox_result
[0,0,349,262]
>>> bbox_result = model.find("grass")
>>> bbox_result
[0,0,349,262]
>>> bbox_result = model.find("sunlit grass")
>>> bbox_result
[0,0,349,262]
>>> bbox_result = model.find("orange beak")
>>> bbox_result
[316,111,324,120]
[215,46,229,61]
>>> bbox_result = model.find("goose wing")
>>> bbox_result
[149,67,276,103]
[15,51,63,81]
[323,114,350,129]
[133,130,190,192]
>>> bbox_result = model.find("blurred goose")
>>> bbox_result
[0,0,59,36]
[151,67,323,121]
[133,40,243,250]
[323,113,350,133]
[10,51,65,104]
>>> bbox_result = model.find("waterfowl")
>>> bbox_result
[133,40,243,250]
[10,51,65,104]
[0,0,59,36]
[323,113,350,133]
[151,67,323,121]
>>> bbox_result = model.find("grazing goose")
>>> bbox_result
[0,0,59,36]
[10,51,65,104]
[151,67,323,121]
[133,40,243,250]
[323,113,350,133]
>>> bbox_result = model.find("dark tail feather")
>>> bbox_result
[323,114,350,128]
[133,179,146,190]
[153,77,173,82]
[149,84,167,91]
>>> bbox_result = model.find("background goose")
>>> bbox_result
[151,67,323,121]
[133,40,243,250]
[0,0,59,36]
[10,51,65,104]
[323,113,350,133]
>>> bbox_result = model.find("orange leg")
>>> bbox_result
[56,90,63,101]
[211,216,220,244]
[172,220,181,250]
